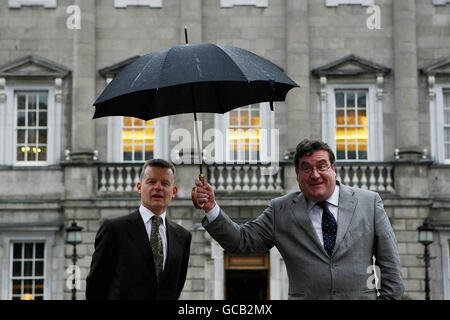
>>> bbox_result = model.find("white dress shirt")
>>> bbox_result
[139,204,168,270]
[307,185,340,246]
[205,185,340,247]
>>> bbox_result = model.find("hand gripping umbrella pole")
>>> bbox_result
[185,26,206,209]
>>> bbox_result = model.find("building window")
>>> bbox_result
[220,0,268,7]
[323,84,382,161]
[433,0,450,5]
[122,117,154,162]
[325,0,374,6]
[215,103,275,164]
[114,0,162,8]
[228,104,261,163]
[8,0,56,8]
[15,92,48,163]
[10,242,45,300]
[108,116,167,162]
[335,90,368,161]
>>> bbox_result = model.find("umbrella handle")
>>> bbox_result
[192,173,205,209]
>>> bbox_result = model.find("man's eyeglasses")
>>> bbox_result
[299,163,332,175]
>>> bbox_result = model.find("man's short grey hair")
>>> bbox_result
[139,159,176,181]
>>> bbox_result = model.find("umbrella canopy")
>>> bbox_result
[93,42,298,120]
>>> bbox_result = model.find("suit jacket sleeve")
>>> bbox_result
[176,232,192,299]
[201,201,275,254]
[373,193,405,300]
[85,219,116,300]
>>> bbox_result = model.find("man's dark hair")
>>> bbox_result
[140,159,176,181]
[294,139,336,169]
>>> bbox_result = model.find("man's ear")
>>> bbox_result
[137,181,142,194]
[172,185,178,199]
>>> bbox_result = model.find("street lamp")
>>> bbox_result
[65,220,83,300]
[417,222,434,300]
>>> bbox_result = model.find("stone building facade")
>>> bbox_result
[0,0,449,300]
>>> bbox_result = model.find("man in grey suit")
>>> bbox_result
[195,139,404,300]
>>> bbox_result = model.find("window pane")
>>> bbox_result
[24,243,33,259]
[347,110,356,125]
[35,261,44,277]
[38,130,47,144]
[13,261,22,277]
[38,94,47,110]
[240,110,249,126]
[17,95,26,110]
[357,92,366,108]
[335,92,345,108]
[24,261,33,277]
[28,130,37,144]
[35,279,44,294]
[35,243,44,259]
[38,111,47,127]
[336,110,345,125]
[27,147,35,161]
[23,280,32,294]
[12,280,21,295]
[38,146,47,161]
[13,243,22,259]
[17,112,26,127]
[358,110,367,125]
[28,96,37,110]
[17,130,26,144]
[17,147,25,161]
[28,112,36,126]
[346,92,355,108]
[445,143,450,159]
[251,110,260,126]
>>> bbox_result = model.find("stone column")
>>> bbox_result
[71,0,96,159]
[392,0,420,155]
[285,0,310,147]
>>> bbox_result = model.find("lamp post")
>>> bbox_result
[65,220,83,300]
[417,223,434,300]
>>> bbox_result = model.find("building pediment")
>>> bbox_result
[99,55,141,78]
[312,54,391,77]
[0,54,70,78]
[421,55,450,76]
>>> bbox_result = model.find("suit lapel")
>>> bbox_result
[126,210,156,276]
[334,185,358,254]
[289,193,328,257]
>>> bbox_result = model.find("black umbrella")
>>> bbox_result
[93,34,299,207]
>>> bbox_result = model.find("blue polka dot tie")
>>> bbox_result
[317,201,337,257]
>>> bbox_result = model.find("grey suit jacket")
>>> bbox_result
[202,184,404,300]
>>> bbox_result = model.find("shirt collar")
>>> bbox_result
[307,184,340,210]
[139,204,166,226]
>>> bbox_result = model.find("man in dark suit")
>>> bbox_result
[195,139,404,300]
[86,159,191,300]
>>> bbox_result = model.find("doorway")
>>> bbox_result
[224,252,270,300]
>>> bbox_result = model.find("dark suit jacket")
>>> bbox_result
[86,210,191,300]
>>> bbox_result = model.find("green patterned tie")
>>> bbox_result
[150,215,163,282]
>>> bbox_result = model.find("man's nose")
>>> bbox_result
[310,167,321,178]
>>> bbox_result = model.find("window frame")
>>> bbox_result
[325,0,374,6]
[324,83,381,162]
[107,116,168,162]
[220,0,268,7]
[1,233,54,300]
[1,84,59,166]
[114,0,162,8]
[214,102,275,164]
[433,0,450,5]
[433,84,450,164]
[8,0,57,8]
